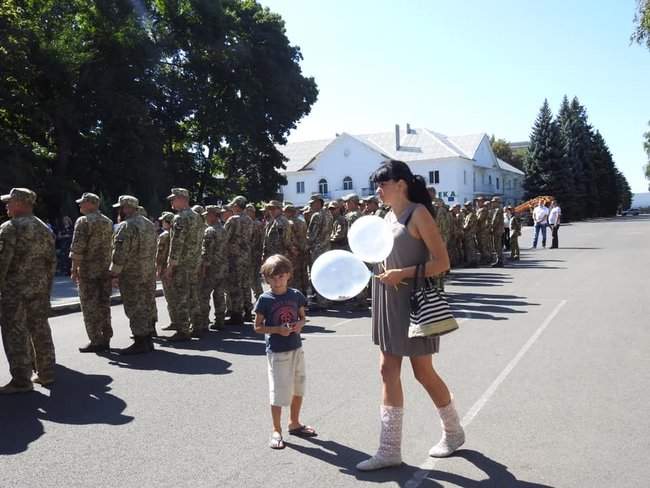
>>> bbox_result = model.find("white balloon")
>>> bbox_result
[311,250,372,301]
[348,215,394,263]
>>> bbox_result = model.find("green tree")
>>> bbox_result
[523,100,576,217]
[644,122,650,190]
[615,169,633,210]
[590,130,620,216]
[632,0,650,49]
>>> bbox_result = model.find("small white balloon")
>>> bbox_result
[348,215,394,263]
[311,250,372,301]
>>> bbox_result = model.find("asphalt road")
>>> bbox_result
[1,216,649,488]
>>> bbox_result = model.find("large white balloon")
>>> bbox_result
[348,215,394,263]
[311,250,372,301]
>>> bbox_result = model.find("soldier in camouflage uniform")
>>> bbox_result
[363,196,380,216]
[262,200,292,261]
[138,206,159,335]
[490,196,505,268]
[284,202,309,296]
[0,188,56,393]
[157,212,174,330]
[70,192,114,353]
[246,204,264,299]
[462,202,479,268]
[446,203,461,268]
[508,206,522,261]
[224,196,253,325]
[163,188,203,341]
[110,195,157,354]
[306,194,333,307]
[475,197,493,265]
[343,193,363,228]
[328,200,349,250]
[453,204,465,266]
[198,206,228,332]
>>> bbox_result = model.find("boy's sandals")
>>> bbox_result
[269,432,285,449]
[288,425,318,438]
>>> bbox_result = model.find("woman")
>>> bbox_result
[357,160,465,471]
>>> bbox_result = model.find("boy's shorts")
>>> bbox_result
[267,347,306,407]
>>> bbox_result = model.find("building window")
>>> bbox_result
[489,175,492,185]
[428,170,440,185]
[496,177,500,190]
[343,176,353,191]
[463,170,467,185]
[296,181,305,194]
[318,178,328,195]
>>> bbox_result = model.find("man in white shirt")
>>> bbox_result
[532,199,549,248]
[548,201,562,249]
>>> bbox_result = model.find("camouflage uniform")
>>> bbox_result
[263,213,293,261]
[490,204,505,265]
[224,204,253,318]
[141,215,159,327]
[476,205,493,264]
[344,201,367,307]
[166,206,203,335]
[463,207,479,267]
[345,210,363,228]
[446,207,462,268]
[329,212,349,250]
[287,211,309,295]
[248,211,264,298]
[510,214,522,260]
[434,204,451,245]
[156,217,172,318]
[199,215,228,329]
[110,207,157,338]
[306,206,333,264]
[238,211,255,316]
[0,189,56,387]
[454,209,465,266]
[70,207,113,345]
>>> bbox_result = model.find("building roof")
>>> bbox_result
[277,128,504,173]
[496,158,525,176]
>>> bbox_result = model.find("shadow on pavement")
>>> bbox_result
[447,272,513,288]
[422,449,556,487]
[306,308,371,319]
[105,347,232,374]
[506,257,567,270]
[0,364,133,455]
[286,436,420,484]
[447,292,538,322]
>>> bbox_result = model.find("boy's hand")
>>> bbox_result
[276,325,292,337]
[290,322,304,334]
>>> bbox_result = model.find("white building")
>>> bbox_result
[278,124,525,207]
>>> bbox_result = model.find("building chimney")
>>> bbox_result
[406,123,411,134]
[395,124,400,151]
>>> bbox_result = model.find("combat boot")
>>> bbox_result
[209,320,224,331]
[79,342,110,353]
[191,328,208,339]
[165,331,192,342]
[491,259,504,268]
[225,312,244,326]
[119,336,152,355]
[32,372,55,386]
[243,310,253,323]
[0,380,33,394]
[161,324,177,331]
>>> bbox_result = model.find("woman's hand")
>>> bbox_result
[377,268,405,287]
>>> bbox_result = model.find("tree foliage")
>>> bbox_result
[644,122,650,191]
[0,0,318,219]
[632,0,650,50]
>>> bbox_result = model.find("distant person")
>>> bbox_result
[503,206,511,251]
[253,254,317,450]
[509,207,521,261]
[549,201,562,249]
[532,199,549,248]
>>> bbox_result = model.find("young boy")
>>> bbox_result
[254,254,317,449]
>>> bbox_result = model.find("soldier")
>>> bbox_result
[446,203,462,268]
[138,205,159,336]
[363,196,380,216]
[284,202,309,295]
[328,200,349,250]
[343,193,363,228]
[476,197,492,265]
[0,188,56,393]
[306,194,333,307]
[110,195,157,354]
[508,207,522,261]
[462,202,479,268]
[434,199,451,245]
[199,206,228,332]
[246,204,264,299]
[262,200,292,260]
[70,192,114,353]
[157,212,175,330]
[163,188,203,341]
[190,204,207,330]
[490,196,505,268]
[454,204,466,266]
[224,196,253,325]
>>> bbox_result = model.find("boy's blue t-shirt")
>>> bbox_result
[253,288,306,353]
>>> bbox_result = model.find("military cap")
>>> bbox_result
[475,196,485,201]
[491,196,502,202]
[342,193,360,202]
[227,195,247,209]
[463,202,473,208]
[307,194,324,204]
[452,203,461,209]
[166,188,190,200]
[282,201,296,211]
[301,205,311,212]
[203,205,224,215]
[158,211,175,223]
[1,187,37,205]
[112,195,139,208]
[363,196,378,204]
[75,192,100,205]
[327,201,340,209]
[264,200,283,209]
[245,203,256,211]
[192,204,205,214]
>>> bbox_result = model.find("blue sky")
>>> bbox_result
[261,0,650,192]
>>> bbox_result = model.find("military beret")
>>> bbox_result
[342,193,359,202]
[1,187,37,205]
[75,192,100,205]
[167,188,190,200]
[227,195,247,209]
[158,211,175,223]
[112,195,139,208]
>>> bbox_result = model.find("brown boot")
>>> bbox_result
[0,380,34,394]
[79,342,110,353]
[165,331,192,342]
[119,336,152,355]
